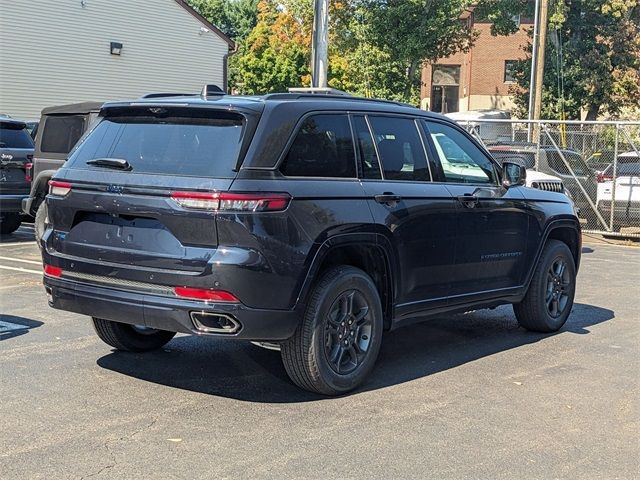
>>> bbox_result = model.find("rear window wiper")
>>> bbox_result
[86,158,132,171]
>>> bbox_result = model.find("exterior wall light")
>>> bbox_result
[110,42,123,55]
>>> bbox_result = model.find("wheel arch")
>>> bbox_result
[525,219,582,290]
[294,233,397,330]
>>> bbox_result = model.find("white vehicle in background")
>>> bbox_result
[446,110,567,195]
[597,159,640,228]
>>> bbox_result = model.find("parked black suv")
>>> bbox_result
[41,92,581,394]
[0,118,34,234]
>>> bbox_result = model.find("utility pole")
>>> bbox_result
[528,0,548,141]
[311,0,329,88]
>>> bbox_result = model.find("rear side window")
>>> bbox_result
[367,116,429,181]
[280,114,356,178]
[40,115,85,154]
[66,109,244,178]
[0,122,34,148]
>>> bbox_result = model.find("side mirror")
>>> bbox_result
[501,159,527,188]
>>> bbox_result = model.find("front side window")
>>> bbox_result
[40,115,85,154]
[368,116,430,181]
[280,114,356,178]
[425,121,496,184]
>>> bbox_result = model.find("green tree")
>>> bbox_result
[357,0,476,102]
[232,1,311,94]
[188,0,259,41]
[483,0,640,120]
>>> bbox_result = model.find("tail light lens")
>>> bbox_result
[597,173,613,183]
[174,286,239,302]
[43,264,63,277]
[49,180,72,197]
[170,191,290,212]
[25,162,33,182]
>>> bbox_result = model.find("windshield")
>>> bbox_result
[66,110,245,178]
[0,122,34,149]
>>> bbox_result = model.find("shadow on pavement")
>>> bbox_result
[0,315,44,341]
[97,303,614,403]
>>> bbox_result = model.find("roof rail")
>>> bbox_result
[287,87,352,96]
[263,91,411,108]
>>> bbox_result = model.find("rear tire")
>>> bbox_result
[92,317,176,352]
[514,239,576,332]
[0,212,22,234]
[35,201,48,248]
[281,266,383,395]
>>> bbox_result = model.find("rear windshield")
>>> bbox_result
[40,115,85,154]
[66,110,244,178]
[0,122,34,149]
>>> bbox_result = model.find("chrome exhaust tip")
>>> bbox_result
[190,311,241,334]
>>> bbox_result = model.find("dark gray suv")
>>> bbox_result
[0,118,34,234]
[41,92,581,394]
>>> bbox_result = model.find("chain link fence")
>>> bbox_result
[453,118,640,237]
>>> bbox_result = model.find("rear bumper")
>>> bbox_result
[0,194,28,213]
[43,276,301,341]
[22,195,35,216]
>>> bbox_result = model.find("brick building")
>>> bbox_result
[421,15,532,114]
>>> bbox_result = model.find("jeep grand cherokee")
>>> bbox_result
[41,91,581,395]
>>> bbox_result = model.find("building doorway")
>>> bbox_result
[431,65,460,114]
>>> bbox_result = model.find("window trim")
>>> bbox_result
[276,111,359,180]
[360,113,434,183]
[422,119,501,186]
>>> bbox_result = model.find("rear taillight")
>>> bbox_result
[25,162,33,182]
[597,173,613,183]
[43,264,63,278]
[48,180,72,196]
[174,286,239,302]
[170,191,290,212]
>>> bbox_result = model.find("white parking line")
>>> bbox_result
[0,256,42,265]
[0,241,36,247]
[0,265,42,275]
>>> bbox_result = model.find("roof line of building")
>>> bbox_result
[173,0,236,50]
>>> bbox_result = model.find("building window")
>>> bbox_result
[504,60,517,83]
[431,65,461,114]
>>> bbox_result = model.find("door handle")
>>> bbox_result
[374,193,402,205]
[457,194,479,208]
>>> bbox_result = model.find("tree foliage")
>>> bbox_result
[188,0,639,117]
[486,0,640,120]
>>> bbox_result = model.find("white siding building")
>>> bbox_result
[0,0,234,119]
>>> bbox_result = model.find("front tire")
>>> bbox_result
[514,240,576,332]
[281,266,384,395]
[0,212,22,234]
[92,318,176,352]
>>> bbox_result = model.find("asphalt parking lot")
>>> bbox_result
[1,226,638,479]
